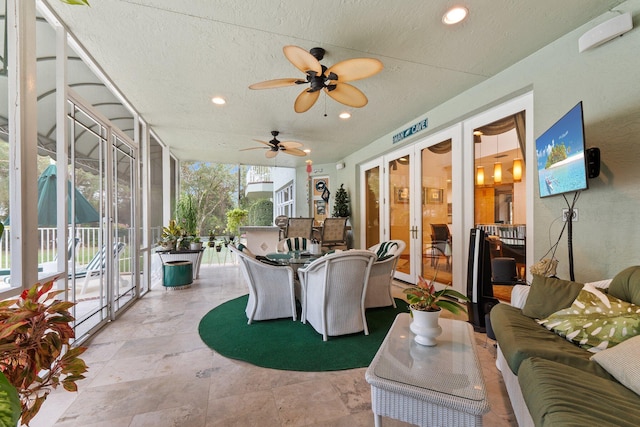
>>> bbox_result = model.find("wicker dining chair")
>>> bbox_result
[229,245,297,324]
[366,239,406,308]
[297,250,376,341]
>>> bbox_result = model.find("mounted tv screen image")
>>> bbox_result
[536,102,588,198]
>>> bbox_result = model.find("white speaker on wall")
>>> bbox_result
[336,162,345,170]
[579,12,633,53]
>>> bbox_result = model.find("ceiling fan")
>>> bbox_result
[240,131,307,159]
[249,45,383,113]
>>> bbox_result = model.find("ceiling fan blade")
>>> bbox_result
[252,139,272,147]
[294,89,320,113]
[282,147,307,157]
[326,58,383,82]
[249,78,301,90]
[239,146,267,151]
[265,150,278,159]
[279,140,303,149]
[283,45,322,75]
[325,83,368,108]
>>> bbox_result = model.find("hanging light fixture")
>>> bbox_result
[512,158,523,182]
[493,135,502,184]
[476,165,485,186]
[475,131,484,186]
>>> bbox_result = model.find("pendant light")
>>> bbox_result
[493,135,502,184]
[476,165,485,186]
[475,131,484,186]
[512,158,523,182]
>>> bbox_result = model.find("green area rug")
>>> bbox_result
[198,295,408,371]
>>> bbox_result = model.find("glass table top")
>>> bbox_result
[372,313,486,401]
[265,252,321,265]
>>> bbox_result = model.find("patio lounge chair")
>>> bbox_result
[74,242,126,295]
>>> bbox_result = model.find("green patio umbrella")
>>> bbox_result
[3,165,100,226]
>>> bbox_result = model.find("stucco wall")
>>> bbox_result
[325,1,640,283]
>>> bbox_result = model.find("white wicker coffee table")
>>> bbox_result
[365,313,489,427]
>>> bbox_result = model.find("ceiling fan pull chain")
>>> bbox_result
[323,93,327,117]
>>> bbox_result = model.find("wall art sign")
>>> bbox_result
[392,118,428,144]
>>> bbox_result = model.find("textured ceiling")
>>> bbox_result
[46,0,624,167]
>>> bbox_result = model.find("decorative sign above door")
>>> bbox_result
[392,118,428,144]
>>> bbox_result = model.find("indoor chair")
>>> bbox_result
[297,250,375,341]
[277,237,310,253]
[285,217,314,239]
[366,240,406,308]
[428,223,452,270]
[320,217,348,250]
[274,215,288,240]
[229,245,297,323]
[491,257,518,285]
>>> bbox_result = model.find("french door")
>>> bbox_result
[362,125,461,285]
[68,95,138,341]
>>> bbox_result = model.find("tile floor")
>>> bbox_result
[31,263,516,427]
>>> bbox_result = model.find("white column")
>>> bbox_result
[7,0,38,290]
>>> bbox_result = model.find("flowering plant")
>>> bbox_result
[403,269,469,314]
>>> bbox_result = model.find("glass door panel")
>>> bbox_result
[419,140,453,285]
[473,111,527,281]
[68,100,138,341]
[112,134,136,311]
[70,104,109,340]
[386,149,414,282]
[364,166,381,249]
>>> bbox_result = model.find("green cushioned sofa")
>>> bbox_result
[490,267,640,427]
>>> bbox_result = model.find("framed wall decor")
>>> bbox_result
[395,186,410,203]
[425,187,444,204]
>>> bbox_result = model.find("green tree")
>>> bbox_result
[179,162,237,235]
[175,194,199,236]
[248,198,273,226]
[332,184,351,217]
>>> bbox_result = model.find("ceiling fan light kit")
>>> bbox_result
[249,45,383,113]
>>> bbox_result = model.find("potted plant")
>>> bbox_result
[158,220,182,250]
[403,270,469,346]
[225,208,248,237]
[190,236,202,251]
[207,230,216,248]
[0,280,89,425]
[176,194,199,238]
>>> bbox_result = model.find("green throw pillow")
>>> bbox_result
[608,266,640,306]
[538,284,640,352]
[521,274,584,319]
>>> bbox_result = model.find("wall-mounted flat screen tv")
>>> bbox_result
[536,102,588,198]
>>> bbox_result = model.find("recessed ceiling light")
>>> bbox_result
[211,96,226,105]
[442,6,468,25]
[303,149,311,154]
[339,112,351,119]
